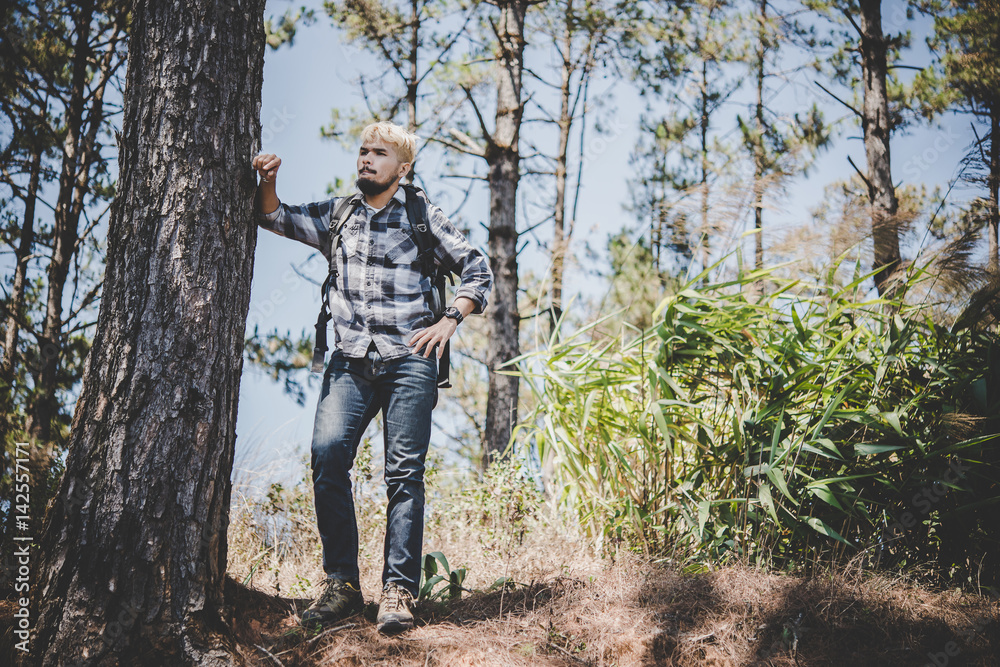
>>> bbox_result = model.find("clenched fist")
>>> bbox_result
[253,153,281,183]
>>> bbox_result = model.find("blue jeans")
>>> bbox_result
[311,347,437,597]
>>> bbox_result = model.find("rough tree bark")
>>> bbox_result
[483,0,526,466]
[31,0,265,664]
[857,0,901,297]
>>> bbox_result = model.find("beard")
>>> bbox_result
[356,171,397,196]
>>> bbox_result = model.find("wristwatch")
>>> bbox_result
[443,306,464,325]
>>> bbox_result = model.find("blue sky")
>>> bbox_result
[233,0,974,482]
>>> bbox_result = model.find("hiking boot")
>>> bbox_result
[300,578,364,628]
[376,582,415,634]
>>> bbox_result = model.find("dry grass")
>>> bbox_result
[222,456,999,666]
[226,445,603,603]
[227,554,999,666]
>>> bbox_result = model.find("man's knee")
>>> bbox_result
[384,455,425,488]
[312,437,356,475]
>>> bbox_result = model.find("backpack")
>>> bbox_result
[310,183,454,388]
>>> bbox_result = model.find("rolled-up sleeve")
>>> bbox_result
[257,199,336,257]
[428,203,493,314]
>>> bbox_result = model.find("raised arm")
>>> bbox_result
[252,153,281,214]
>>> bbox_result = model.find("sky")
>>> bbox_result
[234,0,974,485]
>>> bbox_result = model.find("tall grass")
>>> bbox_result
[226,438,601,601]
[517,266,1000,584]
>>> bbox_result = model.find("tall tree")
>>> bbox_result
[811,0,914,295]
[22,0,127,444]
[627,0,742,276]
[426,0,528,464]
[31,0,265,663]
[441,0,530,465]
[322,0,477,181]
[854,0,901,296]
[918,0,1000,276]
[528,0,616,328]
[736,0,828,276]
[1,0,125,574]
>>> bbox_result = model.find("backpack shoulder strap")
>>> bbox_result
[400,183,453,389]
[327,192,364,278]
[312,193,362,373]
[401,183,436,277]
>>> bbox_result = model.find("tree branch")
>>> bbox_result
[417,5,478,85]
[840,8,863,38]
[459,84,494,144]
[847,155,872,192]
[815,81,862,118]
[448,127,488,157]
[427,134,485,158]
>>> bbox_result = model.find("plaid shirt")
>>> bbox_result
[258,187,493,361]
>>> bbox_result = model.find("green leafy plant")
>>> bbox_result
[516,263,1000,584]
[419,551,468,601]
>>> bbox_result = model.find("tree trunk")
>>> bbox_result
[1,145,42,578]
[550,0,574,332]
[753,0,766,277]
[483,0,525,466]
[858,0,901,297]
[406,0,418,183]
[27,0,96,444]
[0,146,41,562]
[1,147,41,396]
[31,0,265,664]
[699,55,711,274]
[988,103,999,277]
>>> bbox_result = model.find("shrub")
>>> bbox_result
[518,267,1000,586]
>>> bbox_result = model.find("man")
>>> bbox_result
[252,121,493,634]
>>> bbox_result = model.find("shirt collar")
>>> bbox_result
[361,186,407,215]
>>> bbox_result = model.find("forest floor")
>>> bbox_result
[5,463,998,665]
[228,556,999,667]
[219,459,1000,666]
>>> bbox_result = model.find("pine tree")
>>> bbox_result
[736,0,829,278]
[21,1,127,444]
[31,1,266,662]
[527,0,618,329]
[811,0,912,296]
[917,0,1000,275]
[1,0,126,575]
[627,0,743,277]
[482,0,528,465]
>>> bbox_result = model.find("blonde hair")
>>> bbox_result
[360,121,418,164]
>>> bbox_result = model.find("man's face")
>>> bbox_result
[356,139,409,196]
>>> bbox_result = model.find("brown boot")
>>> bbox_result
[376,582,415,634]
[301,578,364,628]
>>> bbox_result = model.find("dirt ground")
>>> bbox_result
[227,562,1000,667]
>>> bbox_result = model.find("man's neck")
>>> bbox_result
[363,182,400,211]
